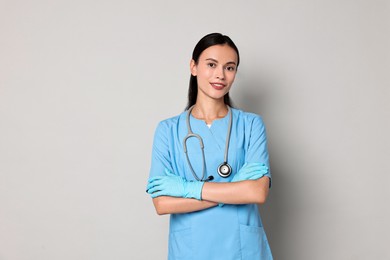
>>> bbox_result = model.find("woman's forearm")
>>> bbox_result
[152,196,217,215]
[151,177,270,215]
[202,177,270,204]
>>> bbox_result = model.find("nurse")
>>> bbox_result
[146,33,273,260]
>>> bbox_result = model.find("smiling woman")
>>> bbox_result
[190,44,238,111]
[146,33,273,260]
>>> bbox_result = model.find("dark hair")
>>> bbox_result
[185,33,240,110]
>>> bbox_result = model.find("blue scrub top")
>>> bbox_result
[149,108,273,260]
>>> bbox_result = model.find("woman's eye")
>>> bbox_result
[207,63,216,68]
[226,66,236,71]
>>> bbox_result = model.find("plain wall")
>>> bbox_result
[1,0,389,259]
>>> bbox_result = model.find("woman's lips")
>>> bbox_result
[210,82,226,90]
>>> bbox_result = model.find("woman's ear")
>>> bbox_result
[190,59,197,76]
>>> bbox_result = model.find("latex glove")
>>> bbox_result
[219,162,269,207]
[230,162,269,182]
[146,169,204,200]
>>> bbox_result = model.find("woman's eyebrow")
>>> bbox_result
[205,58,237,65]
[205,58,218,63]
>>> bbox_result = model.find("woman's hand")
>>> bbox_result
[231,162,268,182]
[146,169,204,200]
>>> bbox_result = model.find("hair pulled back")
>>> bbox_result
[185,33,240,110]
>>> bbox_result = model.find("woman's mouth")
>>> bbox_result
[210,82,226,90]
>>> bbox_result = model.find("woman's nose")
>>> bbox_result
[215,66,225,79]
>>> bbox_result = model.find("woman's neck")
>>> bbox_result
[191,100,228,125]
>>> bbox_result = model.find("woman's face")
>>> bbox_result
[190,44,238,103]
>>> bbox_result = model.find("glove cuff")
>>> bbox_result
[184,181,204,200]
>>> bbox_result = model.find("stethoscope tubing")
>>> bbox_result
[183,133,206,181]
[183,105,232,181]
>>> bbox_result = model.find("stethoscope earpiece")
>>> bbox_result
[205,175,214,181]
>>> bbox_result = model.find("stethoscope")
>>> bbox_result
[183,105,233,181]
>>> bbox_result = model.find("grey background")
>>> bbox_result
[1,0,389,259]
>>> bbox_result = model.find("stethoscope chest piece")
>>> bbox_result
[218,162,232,178]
